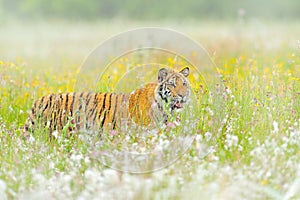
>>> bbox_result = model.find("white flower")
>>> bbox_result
[204,132,212,142]
[0,179,7,200]
[102,169,119,186]
[9,105,13,113]
[52,130,59,139]
[70,153,83,162]
[28,135,35,143]
[225,134,238,149]
[273,121,279,133]
[195,134,203,142]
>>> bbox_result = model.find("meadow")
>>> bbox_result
[0,20,299,199]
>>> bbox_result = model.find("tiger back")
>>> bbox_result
[25,92,129,134]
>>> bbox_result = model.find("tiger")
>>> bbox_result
[24,67,190,136]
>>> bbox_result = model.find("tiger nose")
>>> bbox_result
[178,94,187,103]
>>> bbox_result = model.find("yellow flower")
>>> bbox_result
[260,179,268,185]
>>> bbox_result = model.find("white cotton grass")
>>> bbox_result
[2,117,298,200]
[272,121,279,133]
[0,179,7,200]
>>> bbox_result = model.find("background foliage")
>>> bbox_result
[1,0,300,21]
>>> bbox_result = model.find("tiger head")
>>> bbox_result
[155,67,191,113]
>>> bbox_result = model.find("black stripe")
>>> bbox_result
[99,93,111,127]
[92,94,104,124]
[85,93,96,129]
[62,93,69,127]
[48,95,53,111]
[34,96,45,116]
[42,100,49,113]
[31,106,35,116]
[103,93,113,125]
[70,92,76,116]
[39,96,45,109]
[88,93,99,123]
[55,94,63,130]
[97,93,107,121]
[112,121,116,129]
[83,92,93,129]
[30,118,35,126]
[77,92,85,112]
[159,91,168,103]
[155,99,163,111]
[112,95,118,129]
[53,95,59,130]
[107,94,113,112]
[88,94,98,117]
[85,92,93,108]
[78,94,84,111]
[48,94,55,131]
[67,92,76,132]
[54,95,61,131]
[67,93,75,132]
[59,94,64,129]
[76,92,85,130]
[101,111,107,128]
[65,93,69,113]
[45,95,52,129]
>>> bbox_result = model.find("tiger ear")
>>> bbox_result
[158,68,168,82]
[179,67,189,77]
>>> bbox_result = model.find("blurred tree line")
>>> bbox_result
[0,0,299,21]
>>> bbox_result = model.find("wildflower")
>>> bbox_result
[8,105,13,113]
[70,153,83,162]
[204,132,212,142]
[167,122,176,128]
[195,134,203,142]
[272,121,279,133]
[225,134,238,149]
[52,130,59,139]
[0,179,7,200]
[165,122,177,132]
[102,169,120,185]
[28,135,35,143]
[109,130,118,136]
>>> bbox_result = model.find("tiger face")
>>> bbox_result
[156,67,190,113]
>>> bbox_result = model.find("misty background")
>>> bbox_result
[0,0,300,22]
[0,0,299,65]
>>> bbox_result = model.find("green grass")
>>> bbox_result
[0,21,299,199]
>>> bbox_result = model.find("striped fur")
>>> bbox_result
[25,67,190,134]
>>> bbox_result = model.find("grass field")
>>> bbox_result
[0,20,299,199]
